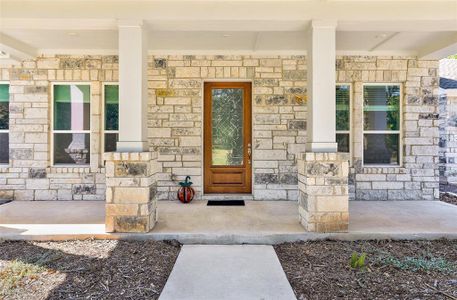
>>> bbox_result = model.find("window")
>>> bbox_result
[363,84,401,165]
[104,84,119,152]
[52,84,90,165]
[0,83,9,164]
[336,84,350,153]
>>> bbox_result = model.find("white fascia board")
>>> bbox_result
[1,1,456,28]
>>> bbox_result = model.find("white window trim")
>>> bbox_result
[336,83,352,163]
[0,81,10,166]
[51,82,91,166]
[102,82,119,153]
[362,83,403,167]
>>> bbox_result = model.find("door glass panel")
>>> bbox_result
[211,88,244,166]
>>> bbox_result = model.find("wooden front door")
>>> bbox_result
[204,82,252,194]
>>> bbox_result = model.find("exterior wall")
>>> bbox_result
[439,88,457,189]
[0,56,119,200]
[337,56,440,200]
[0,54,440,201]
[149,55,306,201]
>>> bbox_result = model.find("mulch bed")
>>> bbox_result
[441,193,457,206]
[275,240,457,300]
[0,240,180,300]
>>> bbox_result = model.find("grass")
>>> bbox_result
[0,251,61,297]
[0,260,48,297]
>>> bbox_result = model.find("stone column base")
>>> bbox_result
[297,152,349,232]
[104,152,159,233]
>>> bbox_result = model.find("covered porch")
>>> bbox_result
[0,0,456,234]
[1,200,457,243]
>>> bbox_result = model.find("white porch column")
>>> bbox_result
[106,20,157,234]
[306,20,338,153]
[299,20,349,233]
[117,20,148,152]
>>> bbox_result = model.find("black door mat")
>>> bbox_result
[0,200,12,206]
[207,200,245,206]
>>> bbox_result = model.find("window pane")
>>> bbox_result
[336,85,350,131]
[0,84,9,130]
[54,85,90,130]
[104,133,118,152]
[363,85,400,131]
[105,85,119,103]
[105,85,119,131]
[0,100,8,131]
[363,134,399,165]
[0,133,8,163]
[336,133,350,153]
[211,88,244,166]
[0,84,9,101]
[54,133,90,164]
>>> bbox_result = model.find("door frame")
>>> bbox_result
[202,80,253,194]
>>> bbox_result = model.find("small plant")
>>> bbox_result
[350,252,367,270]
[379,255,455,273]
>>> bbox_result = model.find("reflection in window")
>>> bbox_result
[104,85,119,152]
[364,134,399,165]
[336,85,350,153]
[0,84,9,164]
[53,85,90,165]
[211,88,244,166]
[363,85,401,165]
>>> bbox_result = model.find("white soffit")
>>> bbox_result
[0,0,456,61]
[1,29,456,56]
[2,29,118,50]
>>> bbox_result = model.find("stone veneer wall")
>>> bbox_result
[0,54,440,201]
[439,88,457,189]
[149,55,307,201]
[0,56,119,200]
[336,56,440,200]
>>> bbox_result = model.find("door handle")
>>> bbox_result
[247,143,252,164]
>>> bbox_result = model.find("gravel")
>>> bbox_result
[275,240,457,300]
[0,240,180,300]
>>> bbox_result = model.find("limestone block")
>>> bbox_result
[113,187,150,204]
[37,58,59,69]
[175,67,201,78]
[14,190,34,201]
[25,178,49,190]
[35,190,57,200]
[106,203,139,216]
[253,150,286,161]
[113,216,150,232]
[114,162,149,177]
[0,190,14,200]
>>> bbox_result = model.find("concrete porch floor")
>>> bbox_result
[0,200,456,243]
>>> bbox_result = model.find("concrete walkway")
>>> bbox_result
[159,245,296,300]
[1,200,457,242]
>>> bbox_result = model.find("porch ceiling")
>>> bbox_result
[0,0,456,64]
